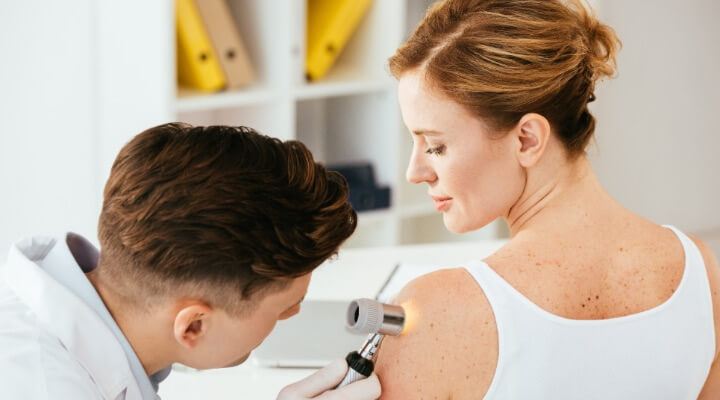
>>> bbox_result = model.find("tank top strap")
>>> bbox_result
[462,259,519,399]
[662,225,715,337]
[663,225,706,275]
[462,259,545,319]
[463,259,516,310]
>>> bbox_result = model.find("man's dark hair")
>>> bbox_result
[97,123,356,314]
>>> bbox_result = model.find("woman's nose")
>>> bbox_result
[406,150,436,184]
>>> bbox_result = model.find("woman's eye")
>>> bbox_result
[425,145,445,155]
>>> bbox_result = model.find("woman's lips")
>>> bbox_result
[431,196,452,211]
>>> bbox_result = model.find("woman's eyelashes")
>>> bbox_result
[425,144,446,156]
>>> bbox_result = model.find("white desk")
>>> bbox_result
[158,239,506,399]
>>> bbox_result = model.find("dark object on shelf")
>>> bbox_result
[329,163,391,212]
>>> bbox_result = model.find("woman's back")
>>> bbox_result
[375,212,720,399]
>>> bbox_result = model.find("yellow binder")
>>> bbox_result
[176,0,226,92]
[306,0,373,81]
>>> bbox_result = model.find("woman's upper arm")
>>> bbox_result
[373,268,498,400]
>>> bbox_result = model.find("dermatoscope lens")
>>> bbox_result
[346,298,405,336]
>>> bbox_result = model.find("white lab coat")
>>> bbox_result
[0,236,145,400]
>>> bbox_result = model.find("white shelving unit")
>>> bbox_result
[94,0,504,248]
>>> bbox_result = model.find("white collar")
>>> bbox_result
[4,235,152,400]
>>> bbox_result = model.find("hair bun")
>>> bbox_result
[577,0,621,81]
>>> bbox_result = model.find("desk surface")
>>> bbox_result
[158,239,506,399]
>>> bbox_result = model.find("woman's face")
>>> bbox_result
[398,71,526,233]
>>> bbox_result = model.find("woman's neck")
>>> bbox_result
[505,155,618,238]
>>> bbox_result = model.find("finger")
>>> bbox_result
[315,373,381,400]
[284,358,348,397]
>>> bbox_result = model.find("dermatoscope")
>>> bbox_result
[336,298,406,388]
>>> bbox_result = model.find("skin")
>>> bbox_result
[374,69,720,399]
[87,271,311,375]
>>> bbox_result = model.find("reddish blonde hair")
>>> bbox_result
[390,0,621,156]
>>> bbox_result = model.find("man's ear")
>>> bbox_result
[513,113,551,168]
[173,302,213,349]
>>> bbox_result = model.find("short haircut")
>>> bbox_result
[97,123,357,315]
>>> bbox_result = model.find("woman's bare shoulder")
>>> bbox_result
[374,267,498,400]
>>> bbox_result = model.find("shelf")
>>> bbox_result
[175,84,279,113]
[294,63,394,100]
[293,77,394,100]
[355,208,394,224]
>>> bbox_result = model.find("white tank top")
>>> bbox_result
[464,226,715,399]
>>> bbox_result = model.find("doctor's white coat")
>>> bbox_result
[0,236,150,400]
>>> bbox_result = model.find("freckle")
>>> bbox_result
[435,336,439,342]
[582,304,586,308]
[466,375,470,380]
[439,369,443,374]
[596,295,599,299]
[430,322,434,328]
[414,375,418,379]
[620,247,625,252]
[441,355,445,360]
[535,262,541,266]
[587,297,591,301]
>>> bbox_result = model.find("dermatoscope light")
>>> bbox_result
[336,298,406,388]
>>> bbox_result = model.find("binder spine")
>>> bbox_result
[176,0,226,92]
[306,0,373,81]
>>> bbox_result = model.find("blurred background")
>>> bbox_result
[1,0,718,261]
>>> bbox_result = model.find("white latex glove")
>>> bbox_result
[277,358,381,400]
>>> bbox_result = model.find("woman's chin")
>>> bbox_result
[443,214,491,234]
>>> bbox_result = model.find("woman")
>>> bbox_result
[374,0,720,398]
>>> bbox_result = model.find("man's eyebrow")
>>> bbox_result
[412,129,443,136]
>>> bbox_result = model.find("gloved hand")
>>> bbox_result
[277,358,381,400]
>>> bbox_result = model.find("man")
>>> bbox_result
[0,123,381,399]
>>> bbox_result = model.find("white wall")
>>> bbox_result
[0,1,99,259]
[1,0,718,260]
[590,0,720,254]
[0,1,173,262]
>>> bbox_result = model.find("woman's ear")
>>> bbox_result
[513,113,551,168]
[173,302,213,349]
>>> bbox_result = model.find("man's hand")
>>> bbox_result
[277,358,381,400]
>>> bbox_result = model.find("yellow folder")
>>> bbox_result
[195,0,255,89]
[176,0,226,92]
[306,0,373,81]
